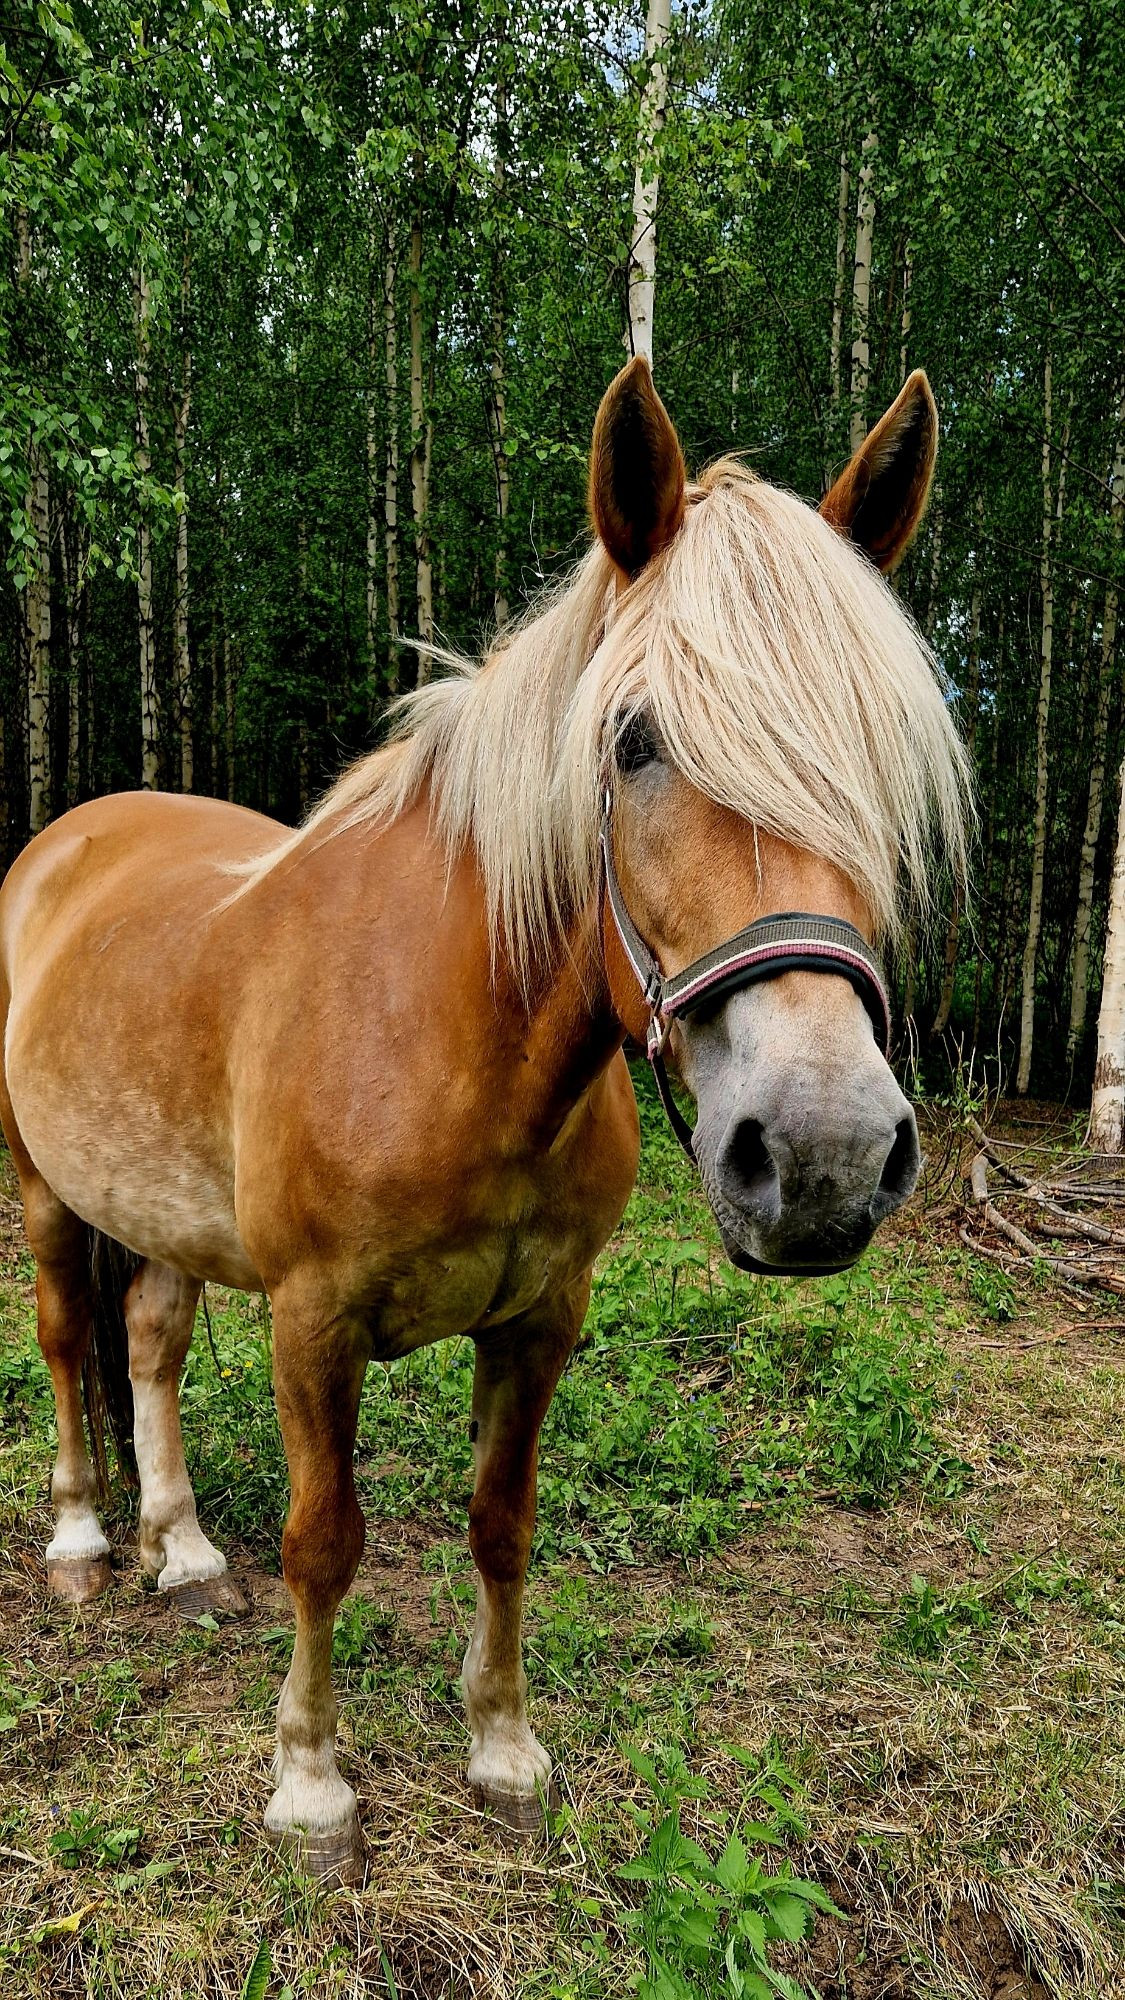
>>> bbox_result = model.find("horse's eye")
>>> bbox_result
[614,713,662,776]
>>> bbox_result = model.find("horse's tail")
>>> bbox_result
[83,1228,140,1500]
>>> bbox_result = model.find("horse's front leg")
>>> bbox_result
[265,1286,368,1886]
[463,1279,588,1833]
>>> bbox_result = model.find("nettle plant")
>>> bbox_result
[617,1746,841,2000]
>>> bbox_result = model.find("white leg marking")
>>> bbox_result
[462,1616,552,1798]
[132,1374,228,1587]
[127,1264,229,1591]
[265,1654,356,1836]
[46,1508,110,1565]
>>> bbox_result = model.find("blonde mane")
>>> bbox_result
[234,460,971,986]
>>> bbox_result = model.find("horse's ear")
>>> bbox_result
[820,370,938,574]
[589,357,687,578]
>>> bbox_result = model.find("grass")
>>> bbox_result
[0,1069,1123,1996]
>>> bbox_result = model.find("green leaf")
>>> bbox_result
[240,1936,271,2000]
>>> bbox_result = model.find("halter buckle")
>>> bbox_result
[646,1011,672,1058]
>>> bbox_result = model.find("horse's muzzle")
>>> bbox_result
[709,1093,921,1276]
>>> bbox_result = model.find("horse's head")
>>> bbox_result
[589,359,968,1275]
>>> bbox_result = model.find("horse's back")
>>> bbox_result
[1,791,277,967]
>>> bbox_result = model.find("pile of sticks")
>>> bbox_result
[961,1117,1125,1295]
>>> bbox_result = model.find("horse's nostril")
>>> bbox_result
[727,1118,778,1212]
[879,1114,920,1204]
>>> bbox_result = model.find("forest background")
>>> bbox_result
[3,0,1124,1108]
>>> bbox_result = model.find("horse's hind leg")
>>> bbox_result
[21,1176,112,1602]
[462,1281,586,1833]
[124,1260,244,1613]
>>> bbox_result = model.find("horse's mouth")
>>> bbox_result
[723,1239,860,1279]
[703,1176,866,1280]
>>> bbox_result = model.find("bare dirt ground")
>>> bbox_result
[2,1106,1124,1999]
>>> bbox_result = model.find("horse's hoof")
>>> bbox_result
[163,1574,249,1619]
[267,1820,366,1889]
[47,1555,113,1604]
[472,1781,554,1839]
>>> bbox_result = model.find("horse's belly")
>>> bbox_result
[7,1044,260,1289]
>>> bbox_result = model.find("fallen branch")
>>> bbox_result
[966,1154,1108,1293]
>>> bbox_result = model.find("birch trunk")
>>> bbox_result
[1017,359,1067,1094]
[1068,393,1125,1059]
[172,241,193,792]
[59,516,87,808]
[490,59,510,628]
[924,490,943,641]
[1089,753,1125,1149]
[26,452,51,833]
[932,496,984,1036]
[366,254,380,680]
[849,122,878,454]
[18,206,50,833]
[899,242,912,387]
[829,145,850,413]
[224,627,235,803]
[134,264,159,790]
[973,608,1004,1047]
[409,210,434,680]
[626,0,672,366]
[384,245,401,694]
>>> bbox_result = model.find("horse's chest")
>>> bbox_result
[367,1174,607,1360]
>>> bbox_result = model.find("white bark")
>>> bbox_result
[626,0,672,366]
[134,264,158,790]
[1017,360,1067,1094]
[409,211,434,680]
[899,242,912,388]
[224,626,235,803]
[27,453,51,833]
[931,494,983,1037]
[829,145,850,412]
[1069,390,1125,1059]
[490,62,510,629]
[172,247,193,793]
[59,516,87,809]
[849,123,878,454]
[1089,754,1125,1150]
[18,206,50,833]
[384,246,400,694]
[366,254,380,679]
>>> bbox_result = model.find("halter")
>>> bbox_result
[599,792,892,1157]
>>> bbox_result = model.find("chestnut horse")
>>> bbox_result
[0,361,967,1883]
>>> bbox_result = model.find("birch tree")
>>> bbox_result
[134,264,159,790]
[489,47,511,629]
[384,243,401,695]
[829,143,850,414]
[366,246,381,682]
[1068,393,1125,1059]
[408,208,434,681]
[1016,361,1067,1094]
[932,496,984,1036]
[849,121,877,454]
[626,0,672,366]
[17,206,51,834]
[172,231,193,792]
[1089,762,1125,1150]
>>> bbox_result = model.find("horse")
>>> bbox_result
[0,358,969,1884]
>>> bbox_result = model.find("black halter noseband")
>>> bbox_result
[599,793,892,1157]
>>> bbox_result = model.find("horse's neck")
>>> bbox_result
[504,903,627,1140]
